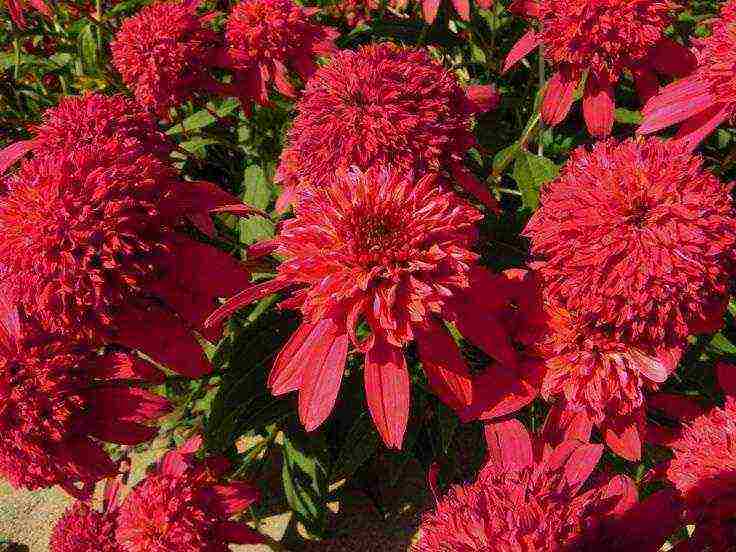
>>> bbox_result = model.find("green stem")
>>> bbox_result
[537,44,546,156]
[12,38,21,80]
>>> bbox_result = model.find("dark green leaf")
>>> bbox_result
[331,413,380,481]
[282,431,329,537]
[512,152,559,210]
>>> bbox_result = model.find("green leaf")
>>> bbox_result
[492,143,521,176]
[166,99,239,135]
[238,215,274,246]
[436,402,458,454]
[282,432,329,537]
[469,41,486,64]
[331,413,380,481]
[512,152,559,210]
[242,164,273,210]
[709,332,736,355]
[614,108,643,125]
[78,23,98,73]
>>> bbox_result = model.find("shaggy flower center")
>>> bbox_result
[348,210,409,266]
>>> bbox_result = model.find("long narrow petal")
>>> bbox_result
[269,322,317,394]
[208,482,261,517]
[633,67,660,105]
[216,521,265,545]
[298,329,349,431]
[451,163,500,212]
[85,386,171,423]
[582,74,615,138]
[674,103,731,153]
[0,140,34,175]
[115,305,212,378]
[483,418,533,470]
[85,419,158,445]
[502,30,542,74]
[639,77,714,134]
[89,351,164,384]
[205,279,291,328]
[508,0,540,16]
[541,67,579,126]
[564,443,604,494]
[415,321,473,411]
[364,340,410,449]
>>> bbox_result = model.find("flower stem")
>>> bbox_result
[537,44,545,156]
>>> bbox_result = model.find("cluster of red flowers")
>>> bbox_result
[50,436,262,552]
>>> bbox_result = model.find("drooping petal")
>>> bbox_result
[674,103,731,153]
[415,321,473,411]
[364,339,410,449]
[205,279,292,328]
[648,38,697,78]
[298,328,349,431]
[215,521,265,545]
[541,67,579,126]
[450,0,470,20]
[89,351,165,384]
[633,67,660,105]
[508,0,540,17]
[639,77,715,134]
[540,403,594,448]
[465,84,501,113]
[603,417,642,461]
[563,443,604,494]
[483,418,533,470]
[582,74,615,138]
[115,305,212,378]
[85,419,159,446]
[269,322,317,394]
[207,482,261,517]
[422,0,442,23]
[502,30,542,74]
[85,386,171,423]
[451,163,500,212]
[0,140,34,175]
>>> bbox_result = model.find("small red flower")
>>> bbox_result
[524,137,736,347]
[416,419,671,551]
[222,0,338,113]
[115,435,263,551]
[277,43,500,211]
[3,0,52,29]
[111,1,222,118]
[0,138,253,377]
[640,0,736,151]
[207,168,513,448]
[50,479,122,552]
[539,304,681,461]
[504,0,695,137]
[0,93,172,175]
[421,0,493,24]
[666,398,736,550]
[0,307,170,498]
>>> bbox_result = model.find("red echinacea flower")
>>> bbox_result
[222,0,338,114]
[539,304,681,461]
[415,418,675,551]
[503,0,695,137]
[2,0,51,29]
[115,435,263,551]
[111,0,223,118]
[524,137,736,348]
[50,479,123,552]
[207,167,514,448]
[0,138,254,378]
[0,93,172,175]
[640,0,736,151]
[276,43,499,211]
[665,366,736,551]
[0,305,170,498]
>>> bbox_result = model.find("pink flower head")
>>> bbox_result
[0,307,171,498]
[539,304,681,461]
[111,0,221,118]
[524,137,736,348]
[207,167,513,448]
[277,43,500,211]
[0,139,254,378]
[116,435,263,551]
[50,479,123,552]
[223,0,338,113]
[504,0,695,137]
[666,399,736,550]
[415,419,668,551]
[0,93,172,175]
[640,0,736,151]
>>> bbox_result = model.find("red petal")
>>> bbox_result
[649,38,697,78]
[0,140,34,175]
[564,443,603,493]
[483,418,533,470]
[647,393,705,421]
[86,386,171,423]
[450,0,469,19]
[633,67,660,105]
[5,0,26,27]
[151,237,249,338]
[422,0,441,23]
[85,419,158,446]
[275,183,298,213]
[205,279,291,329]
[364,340,410,449]
[508,0,540,17]
[639,77,714,134]
[717,361,736,397]
[415,321,473,411]
[298,328,349,432]
[451,164,500,212]
[216,521,265,545]
[540,403,593,448]
[628,348,670,384]
[89,351,165,384]
[56,438,116,490]
[541,67,579,126]
[604,418,642,461]
[28,0,53,18]
[675,103,731,153]
[208,482,260,517]
[502,29,541,74]
[115,305,212,378]
[582,74,615,138]
[269,322,317,394]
